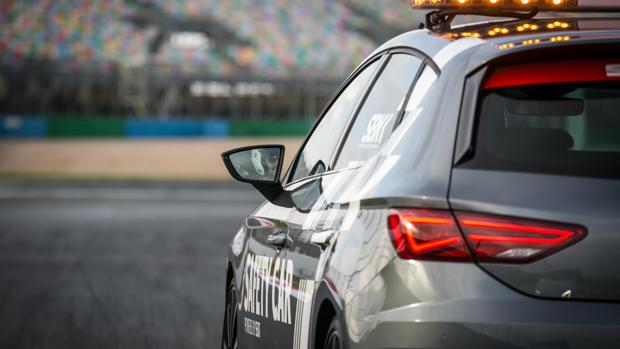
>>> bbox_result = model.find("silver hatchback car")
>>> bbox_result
[221,2,620,348]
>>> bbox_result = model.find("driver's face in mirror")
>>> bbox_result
[229,147,281,182]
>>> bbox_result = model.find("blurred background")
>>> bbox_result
[0,1,423,348]
[0,0,427,180]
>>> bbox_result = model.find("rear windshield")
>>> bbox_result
[463,82,620,179]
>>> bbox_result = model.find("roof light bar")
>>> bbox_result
[441,18,576,40]
[412,0,580,9]
[418,0,620,33]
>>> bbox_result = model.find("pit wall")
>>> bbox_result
[0,115,312,138]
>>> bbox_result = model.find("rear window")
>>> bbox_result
[463,82,620,179]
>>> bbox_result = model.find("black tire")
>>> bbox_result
[322,317,344,349]
[222,280,238,349]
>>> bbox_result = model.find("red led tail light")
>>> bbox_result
[388,209,586,263]
[455,212,586,262]
[387,209,471,261]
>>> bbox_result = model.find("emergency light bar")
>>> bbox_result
[411,0,619,10]
[416,0,620,31]
[443,18,577,39]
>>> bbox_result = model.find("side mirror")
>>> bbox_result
[221,145,285,201]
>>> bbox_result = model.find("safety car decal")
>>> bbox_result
[356,155,400,199]
[323,203,341,230]
[302,196,328,231]
[336,156,379,203]
[361,113,394,146]
[385,108,423,155]
[341,201,360,231]
[244,316,261,338]
[293,279,316,349]
[303,172,348,230]
[242,252,294,325]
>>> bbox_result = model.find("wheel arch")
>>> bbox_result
[222,259,240,349]
[225,260,235,290]
[311,279,346,349]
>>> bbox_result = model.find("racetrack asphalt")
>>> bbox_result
[0,181,263,349]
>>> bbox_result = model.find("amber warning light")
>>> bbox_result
[410,0,620,10]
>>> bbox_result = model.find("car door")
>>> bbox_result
[239,204,292,349]
[280,172,346,349]
[237,56,383,349]
[282,51,428,349]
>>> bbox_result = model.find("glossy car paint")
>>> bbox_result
[450,170,620,301]
[224,17,620,349]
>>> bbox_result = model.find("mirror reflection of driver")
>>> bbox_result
[250,148,279,180]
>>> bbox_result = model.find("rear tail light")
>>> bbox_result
[455,212,586,263]
[387,209,471,261]
[387,209,586,263]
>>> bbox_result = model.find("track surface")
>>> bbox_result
[0,182,263,349]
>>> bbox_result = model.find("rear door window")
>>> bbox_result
[464,63,620,179]
[334,53,423,169]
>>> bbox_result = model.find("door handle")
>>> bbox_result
[266,231,288,247]
[311,230,336,248]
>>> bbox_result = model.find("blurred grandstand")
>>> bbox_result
[0,0,423,121]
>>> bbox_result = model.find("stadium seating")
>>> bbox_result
[0,0,412,79]
[346,0,414,28]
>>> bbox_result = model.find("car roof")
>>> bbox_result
[368,16,620,72]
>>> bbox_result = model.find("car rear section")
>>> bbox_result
[341,36,620,348]
[453,39,620,302]
[451,38,620,345]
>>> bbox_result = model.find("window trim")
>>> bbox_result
[391,47,440,130]
[453,66,488,166]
